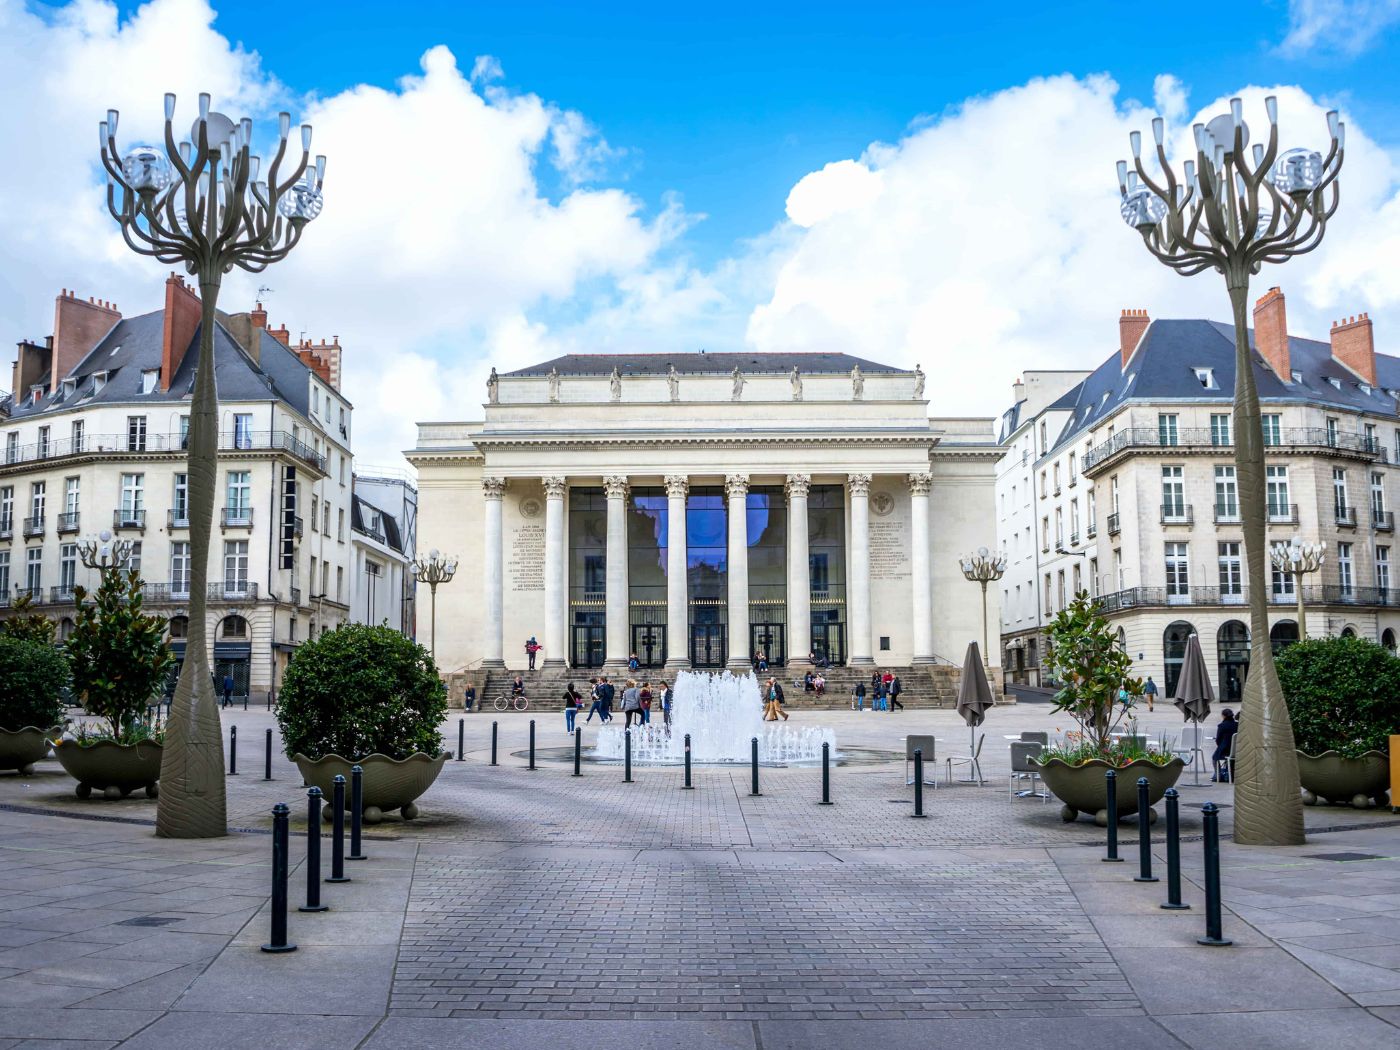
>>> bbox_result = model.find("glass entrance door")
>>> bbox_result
[690,624,726,668]
[750,624,785,667]
[810,622,846,666]
[571,624,605,668]
[631,624,666,668]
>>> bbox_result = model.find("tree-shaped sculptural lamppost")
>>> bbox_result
[1270,537,1325,641]
[101,94,325,838]
[412,550,458,663]
[1119,96,1343,845]
[959,546,1006,664]
[78,530,134,576]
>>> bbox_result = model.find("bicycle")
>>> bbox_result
[493,694,530,712]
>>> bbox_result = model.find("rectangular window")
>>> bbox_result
[0,486,11,532]
[64,477,79,516]
[1089,557,1099,597]
[233,413,253,450]
[30,481,45,520]
[1158,413,1179,446]
[1041,516,1049,550]
[1365,423,1378,452]
[336,566,344,602]
[1054,508,1063,546]
[323,503,331,535]
[226,471,252,522]
[71,418,84,453]
[1267,465,1290,518]
[1338,541,1354,596]
[1371,472,1386,516]
[1114,547,1124,589]
[224,540,250,593]
[1214,466,1238,521]
[1165,541,1189,598]
[1272,564,1295,598]
[1262,414,1281,446]
[1218,542,1243,598]
[179,415,190,450]
[1068,452,1077,482]
[126,415,147,452]
[1327,417,1339,447]
[1053,464,1061,491]
[119,473,144,527]
[1210,414,1231,446]
[0,551,8,595]
[25,547,41,593]
[1110,475,1120,514]
[4,432,16,464]
[339,455,347,486]
[310,494,319,531]
[171,542,191,596]
[1161,465,1185,519]
[1071,563,1082,595]
[173,474,188,525]
[59,544,77,595]
[1333,468,1350,519]
[1070,499,1080,537]
[1040,470,1047,498]
[1378,546,1391,597]
[128,541,142,574]
[37,426,49,458]
[141,369,158,394]
[1056,570,1066,610]
[337,508,345,542]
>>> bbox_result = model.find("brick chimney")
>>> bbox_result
[1331,313,1377,385]
[222,301,270,366]
[161,274,202,392]
[267,323,291,347]
[51,289,121,392]
[298,337,342,391]
[1252,286,1290,380]
[1119,309,1149,370]
[12,339,52,403]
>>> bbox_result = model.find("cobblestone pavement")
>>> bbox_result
[0,703,1395,1047]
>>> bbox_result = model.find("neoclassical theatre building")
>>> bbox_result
[409,353,1000,683]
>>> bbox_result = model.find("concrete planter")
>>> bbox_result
[1031,755,1186,825]
[53,739,163,799]
[0,727,60,775]
[1297,750,1390,809]
[293,751,449,823]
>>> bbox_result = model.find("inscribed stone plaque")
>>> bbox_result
[509,522,545,592]
[870,517,910,579]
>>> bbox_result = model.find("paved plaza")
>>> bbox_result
[0,701,1396,1048]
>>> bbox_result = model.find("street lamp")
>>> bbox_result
[411,549,458,662]
[959,546,1006,662]
[78,530,134,574]
[1119,96,1343,846]
[1270,538,1325,641]
[100,93,325,839]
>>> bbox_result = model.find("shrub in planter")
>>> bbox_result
[0,635,69,774]
[276,625,448,822]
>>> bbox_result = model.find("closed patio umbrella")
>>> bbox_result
[956,641,995,760]
[1171,632,1214,785]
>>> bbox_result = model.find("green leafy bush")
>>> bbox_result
[1276,636,1400,757]
[66,568,173,742]
[1038,732,1178,768]
[2,594,56,644]
[1044,592,1144,759]
[275,624,447,760]
[0,635,68,731]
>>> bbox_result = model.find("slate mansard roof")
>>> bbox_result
[1042,318,1400,456]
[351,493,405,555]
[506,352,904,378]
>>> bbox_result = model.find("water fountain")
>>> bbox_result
[595,670,835,764]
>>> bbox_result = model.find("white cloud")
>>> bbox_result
[1279,0,1400,56]
[785,160,884,228]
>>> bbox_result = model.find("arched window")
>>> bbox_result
[168,615,189,640]
[221,615,249,639]
[1115,627,1127,652]
[58,617,75,642]
[1341,625,1357,639]
[1270,620,1299,654]
[1163,621,1194,696]
[1383,628,1397,654]
[1217,621,1250,702]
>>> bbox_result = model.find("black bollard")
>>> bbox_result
[911,749,926,817]
[457,718,465,762]
[491,721,498,766]
[624,729,633,783]
[264,728,273,781]
[819,740,833,805]
[1103,769,1123,862]
[682,733,693,790]
[1197,802,1232,946]
[243,692,249,711]
[261,803,297,953]
[1161,788,1189,910]
[325,775,350,884]
[299,788,328,913]
[750,737,761,797]
[573,728,583,776]
[1134,776,1158,883]
[528,719,537,771]
[228,725,238,776]
[348,764,366,862]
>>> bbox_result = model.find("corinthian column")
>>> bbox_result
[542,476,567,668]
[481,477,507,668]
[726,474,750,669]
[665,476,689,669]
[786,474,812,665]
[909,472,934,664]
[603,475,629,666]
[847,473,874,665]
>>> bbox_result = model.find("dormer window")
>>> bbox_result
[28,386,44,405]
[1100,391,1110,406]
[108,343,121,357]
[1327,377,1342,390]
[92,371,108,394]
[1361,382,1373,396]
[141,369,159,394]
[60,378,76,401]
[1193,367,1217,389]
[1290,371,1302,384]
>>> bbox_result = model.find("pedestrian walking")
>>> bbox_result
[585,677,603,723]
[562,683,581,733]
[763,677,789,721]
[853,681,866,711]
[1142,675,1158,713]
[222,673,234,708]
[598,676,615,722]
[622,680,642,729]
[889,674,904,712]
[660,680,673,727]
[639,681,653,725]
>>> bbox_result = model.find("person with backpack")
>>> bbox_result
[621,679,643,728]
[525,636,541,670]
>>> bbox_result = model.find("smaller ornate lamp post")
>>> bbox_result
[411,549,458,661]
[78,530,134,575]
[1270,538,1325,640]
[959,546,1006,662]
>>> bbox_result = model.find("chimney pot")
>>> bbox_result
[1331,310,1377,385]
[1119,308,1150,370]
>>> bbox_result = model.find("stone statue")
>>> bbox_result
[731,366,744,401]
[667,364,680,402]
[790,366,803,401]
[547,366,560,403]
[486,366,499,404]
[913,363,925,399]
[610,367,622,402]
[851,364,864,401]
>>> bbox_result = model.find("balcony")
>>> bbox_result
[0,429,328,475]
[1068,476,1078,488]
[48,586,76,604]
[1095,584,1399,613]
[221,506,254,529]
[1052,485,1062,497]
[22,515,44,538]
[1213,505,1241,525]
[143,583,190,604]
[1267,503,1300,525]
[56,511,80,534]
[1335,506,1356,528]
[1107,512,1121,535]
[1160,504,1194,526]
[113,509,146,531]
[1084,425,1386,474]
[1375,510,1395,532]
[293,516,304,538]
[1086,522,1097,539]
[12,585,42,601]
[1068,531,1080,547]
[209,582,258,601]
[0,515,11,541]
[168,509,190,529]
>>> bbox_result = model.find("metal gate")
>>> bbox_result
[689,624,726,668]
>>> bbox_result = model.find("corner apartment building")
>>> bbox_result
[1002,288,1400,701]
[349,469,416,635]
[0,277,354,699]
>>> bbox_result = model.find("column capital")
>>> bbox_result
[482,477,507,500]
[784,473,812,500]
[847,473,872,497]
[907,472,933,496]
[603,475,630,499]
[725,474,750,500]
[542,476,568,500]
[664,475,689,498]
